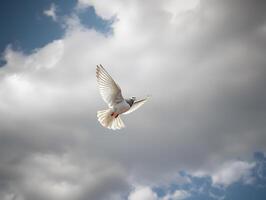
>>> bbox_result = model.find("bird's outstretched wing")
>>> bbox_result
[123,96,150,115]
[96,65,124,107]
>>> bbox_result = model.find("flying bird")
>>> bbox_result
[96,65,150,130]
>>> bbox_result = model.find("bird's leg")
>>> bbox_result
[111,112,119,118]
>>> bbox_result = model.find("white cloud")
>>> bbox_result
[128,187,158,200]
[193,160,256,187]
[44,3,58,21]
[211,160,255,187]
[128,187,191,200]
[162,190,191,200]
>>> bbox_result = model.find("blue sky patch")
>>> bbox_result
[0,0,112,57]
[152,152,266,200]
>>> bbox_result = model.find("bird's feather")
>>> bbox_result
[96,65,124,107]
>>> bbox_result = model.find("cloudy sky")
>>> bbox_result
[0,0,266,199]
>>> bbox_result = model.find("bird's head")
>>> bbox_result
[131,96,136,101]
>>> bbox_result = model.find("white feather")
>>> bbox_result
[96,65,124,108]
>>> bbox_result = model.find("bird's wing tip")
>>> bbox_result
[96,64,103,68]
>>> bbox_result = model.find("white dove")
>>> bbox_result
[96,64,150,130]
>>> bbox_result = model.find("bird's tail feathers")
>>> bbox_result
[97,109,125,130]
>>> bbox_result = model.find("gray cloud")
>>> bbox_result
[1,0,266,199]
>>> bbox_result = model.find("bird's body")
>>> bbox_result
[96,65,149,130]
[111,100,130,116]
